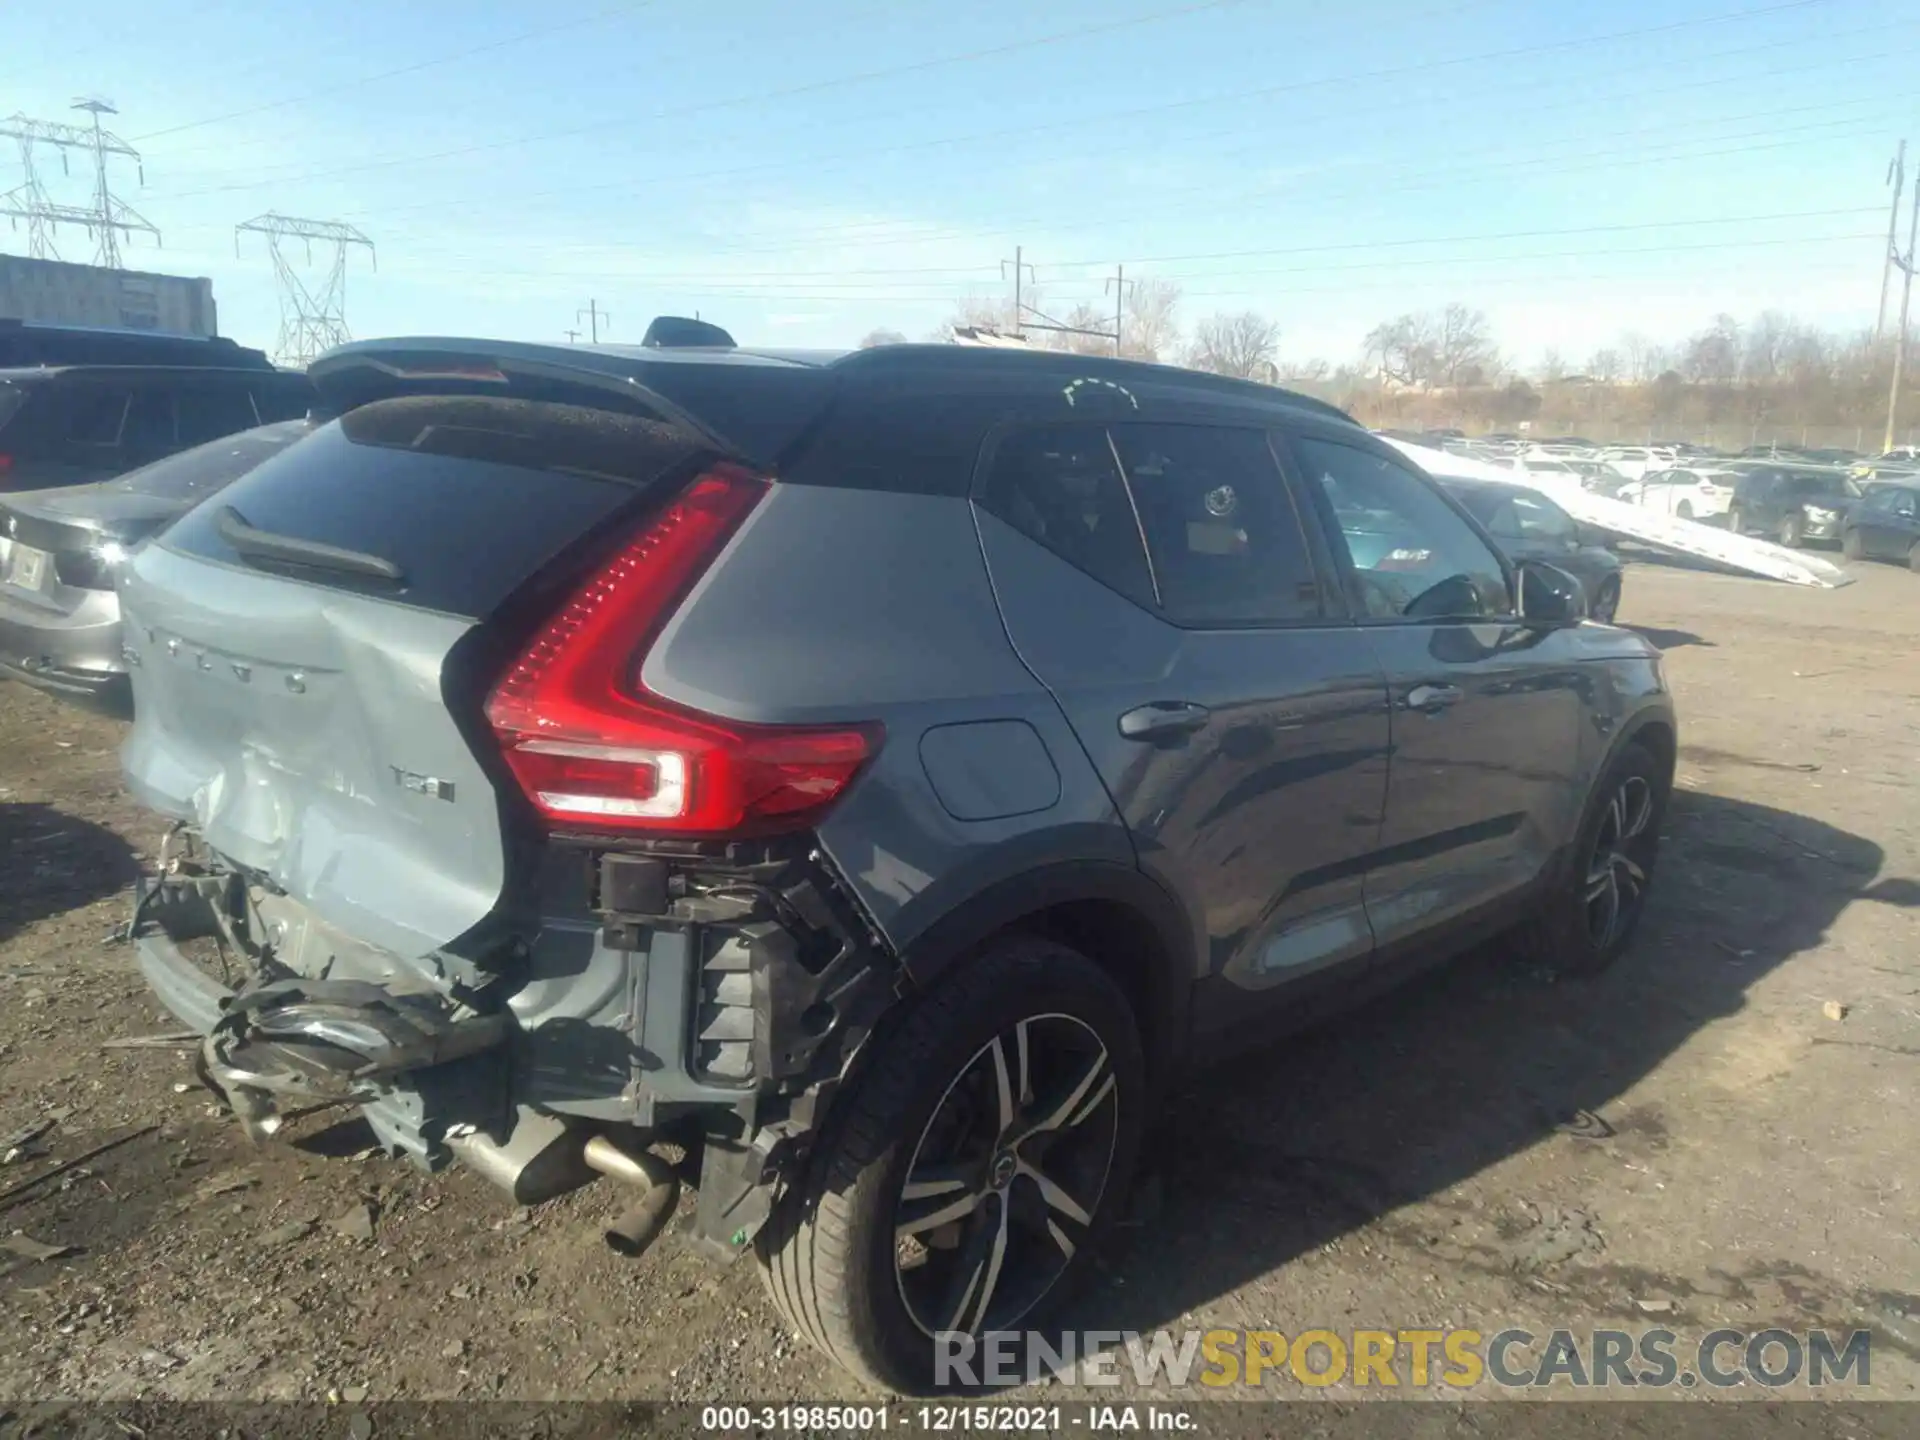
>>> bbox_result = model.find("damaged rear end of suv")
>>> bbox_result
[119,334,1170,1392]
[120,344,904,1246]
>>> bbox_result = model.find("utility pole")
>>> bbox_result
[564,328,582,344]
[1878,140,1908,344]
[1885,164,1919,454]
[1000,246,1033,337]
[577,300,609,344]
[1104,264,1135,358]
[235,213,376,367]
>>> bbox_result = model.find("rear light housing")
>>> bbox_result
[486,466,880,837]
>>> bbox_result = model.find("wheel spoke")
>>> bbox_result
[1045,1218,1078,1260]
[1022,1049,1108,1138]
[1619,781,1653,841]
[901,1162,974,1203]
[898,1187,982,1240]
[988,1035,1016,1135]
[939,1199,1008,1334]
[1585,863,1614,902]
[1013,1019,1031,1111]
[1066,1071,1117,1130]
[1018,1157,1093,1225]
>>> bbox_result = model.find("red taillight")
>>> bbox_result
[485,466,880,836]
[0,454,11,476]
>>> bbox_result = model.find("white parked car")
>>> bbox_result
[1597,446,1677,482]
[1629,467,1738,521]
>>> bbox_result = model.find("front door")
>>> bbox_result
[972,420,1391,1038]
[1856,486,1920,559]
[1283,429,1589,951]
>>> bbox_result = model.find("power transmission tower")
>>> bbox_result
[235,213,376,367]
[0,100,158,266]
[577,300,609,343]
[1104,264,1135,357]
[1877,140,1908,344]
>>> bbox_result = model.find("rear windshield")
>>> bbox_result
[161,395,699,618]
[107,420,315,501]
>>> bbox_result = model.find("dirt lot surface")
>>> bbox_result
[2,556,1918,1407]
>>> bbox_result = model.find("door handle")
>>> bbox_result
[1118,701,1212,741]
[1403,683,1463,714]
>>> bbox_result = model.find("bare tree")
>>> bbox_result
[1586,347,1623,383]
[1742,311,1793,382]
[1279,357,1332,382]
[1537,349,1568,383]
[1122,278,1181,362]
[1621,332,1666,384]
[1188,311,1282,380]
[1432,304,1497,387]
[1363,313,1435,387]
[1683,314,1741,383]
[859,328,907,349]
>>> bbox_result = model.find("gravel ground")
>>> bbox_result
[1,555,1917,1407]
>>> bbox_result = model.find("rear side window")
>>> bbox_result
[977,424,1157,612]
[163,396,699,618]
[65,388,134,447]
[977,422,1324,626]
[176,382,261,446]
[251,377,314,424]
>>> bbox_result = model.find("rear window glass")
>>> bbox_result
[162,396,698,618]
[108,420,315,501]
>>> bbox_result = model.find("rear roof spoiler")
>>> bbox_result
[306,339,832,473]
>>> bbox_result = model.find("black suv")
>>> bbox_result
[118,335,1676,1391]
[0,365,314,493]
[1725,464,1860,547]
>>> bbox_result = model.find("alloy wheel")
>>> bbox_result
[893,1013,1119,1337]
[1585,774,1655,950]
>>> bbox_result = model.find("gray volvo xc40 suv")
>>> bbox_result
[118,333,1674,1391]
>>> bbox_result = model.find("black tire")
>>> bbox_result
[1842,527,1864,560]
[1514,740,1667,977]
[1909,542,1920,575]
[1726,507,1744,536]
[1779,514,1804,548]
[1590,577,1621,624]
[759,935,1146,1393]
[1675,500,1695,520]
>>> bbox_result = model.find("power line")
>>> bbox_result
[315,27,1902,242]
[132,2,659,143]
[145,0,1254,201]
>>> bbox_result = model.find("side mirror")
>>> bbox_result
[1517,559,1587,627]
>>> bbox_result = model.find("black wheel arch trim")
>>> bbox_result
[894,858,1197,1078]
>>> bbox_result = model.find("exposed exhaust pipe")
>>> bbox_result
[583,1134,681,1258]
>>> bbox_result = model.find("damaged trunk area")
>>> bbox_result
[132,823,896,1259]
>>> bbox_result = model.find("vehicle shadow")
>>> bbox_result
[0,801,138,944]
[1078,787,1899,1341]
[1622,623,1714,650]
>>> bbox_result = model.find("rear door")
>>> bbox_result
[1283,427,1588,951]
[119,394,706,964]
[1856,486,1920,559]
[973,420,1391,1036]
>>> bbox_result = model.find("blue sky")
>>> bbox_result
[1,0,1911,367]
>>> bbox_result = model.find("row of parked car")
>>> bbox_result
[1380,427,1920,567]
[0,319,1681,1391]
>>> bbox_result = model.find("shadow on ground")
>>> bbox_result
[0,801,137,944]
[1624,623,1715,651]
[1077,787,1904,1338]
